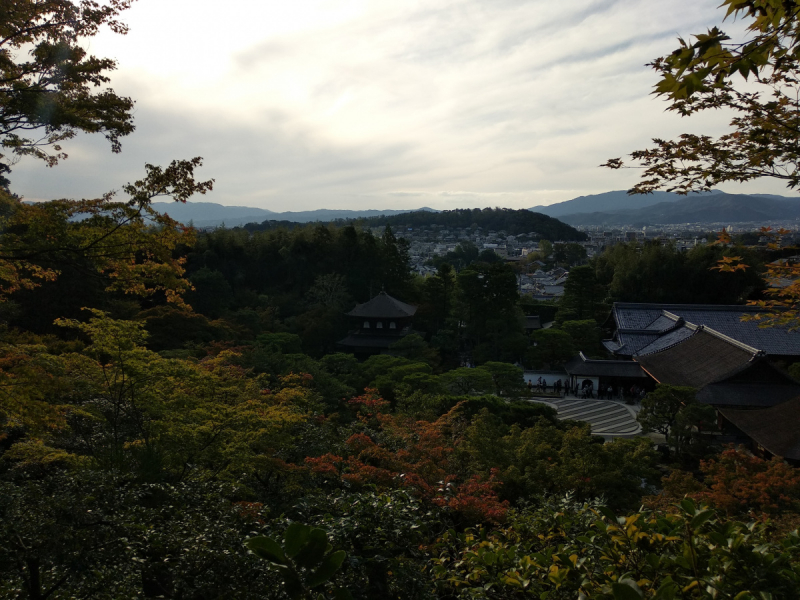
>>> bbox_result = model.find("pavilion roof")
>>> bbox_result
[565,352,648,378]
[346,292,417,318]
[698,381,800,409]
[606,303,800,357]
[721,397,800,460]
[635,327,763,389]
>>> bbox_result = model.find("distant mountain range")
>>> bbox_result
[531,191,800,226]
[149,202,438,228]
[148,189,800,230]
[531,190,701,217]
[334,207,587,241]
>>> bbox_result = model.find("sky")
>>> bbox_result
[10,0,790,211]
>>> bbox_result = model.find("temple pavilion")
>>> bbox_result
[336,291,417,357]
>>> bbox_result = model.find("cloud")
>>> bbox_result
[10,0,787,209]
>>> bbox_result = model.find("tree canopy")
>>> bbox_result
[606,0,800,194]
[0,0,137,184]
[347,208,587,241]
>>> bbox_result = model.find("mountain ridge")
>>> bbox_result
[556,193,800,226]
[529,190,707,217]
[149,202,438,228]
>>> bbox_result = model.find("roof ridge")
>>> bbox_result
[615,302,767,312]
[634,325,700,357]
[659,312,686,333]
[576,351,640,365]
[698,325,764,356]
[617,328,662,334]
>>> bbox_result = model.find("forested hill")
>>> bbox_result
[558,192,800,226]
[354,207,588,241]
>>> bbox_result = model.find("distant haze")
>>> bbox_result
[530,190,712,218]
[536,191,800,226]
[154,190,800,228]
[151,202,438,228]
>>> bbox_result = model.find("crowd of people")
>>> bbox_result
[525,377,647,402]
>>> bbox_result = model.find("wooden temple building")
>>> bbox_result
[603,303,800,361]
[629,322,800,463]
[336,291,417,357]
[635,326,800,410]
[560,302,800,462]
[564,352,649,397]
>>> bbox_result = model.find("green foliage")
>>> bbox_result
[421,263,457,332]
[0,159,211,314]
[553,242,587,266]
[398,372,444,396]
[246,523,349,600]
[288,490,444,599]
[13,4,800,595]
[607,0,800,195]
[319,353,360,388]
[479,362,528,397]
[397,392,557,427]
[356,354,413,392]
[440,367,494,395]
[560,319,603,356]
[460,410,658,508]
[395,390,449,419]
[355,208,587,241]
[140,305,223,352]
[184,224,413,344]
[456,262,524,361]
[638,385,715,461]
[0,472,277,600]
[388,333,440,366]
[789,361,800,381]
[258,332,305,354]
[594,242,766,305]
[0,0,136,179]
[430,496,800,599]
[454,396,558,429]
[374,361,432,402]
[519,298,558,324]
[557,265,607,323]
[187,267,234,318]
[3,310,315,485]
[306,273,352,311]
[525,329,575,368]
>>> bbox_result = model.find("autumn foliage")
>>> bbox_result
[697,448,800,516]
[650,447,800,527]
[306,394,508,522]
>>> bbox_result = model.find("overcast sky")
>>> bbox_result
[10,0,787,211]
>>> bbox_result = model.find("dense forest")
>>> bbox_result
[243,207,588,242]
[2,181,800,598]
[2,1,800,597]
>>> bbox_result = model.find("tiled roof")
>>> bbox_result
[565,353,648,378]
[608,303,800,357]
[645,314,679,331]
[635,328,762,388]
[610,333,676,356]
[699,382,800,409]
[721,397,800,460]
[635,325,696,356]
[346,292,417,318]
[615,306,663,329]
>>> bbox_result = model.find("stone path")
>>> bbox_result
[530,396,641,438]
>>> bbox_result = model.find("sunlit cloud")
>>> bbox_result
[11,0,779,211]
